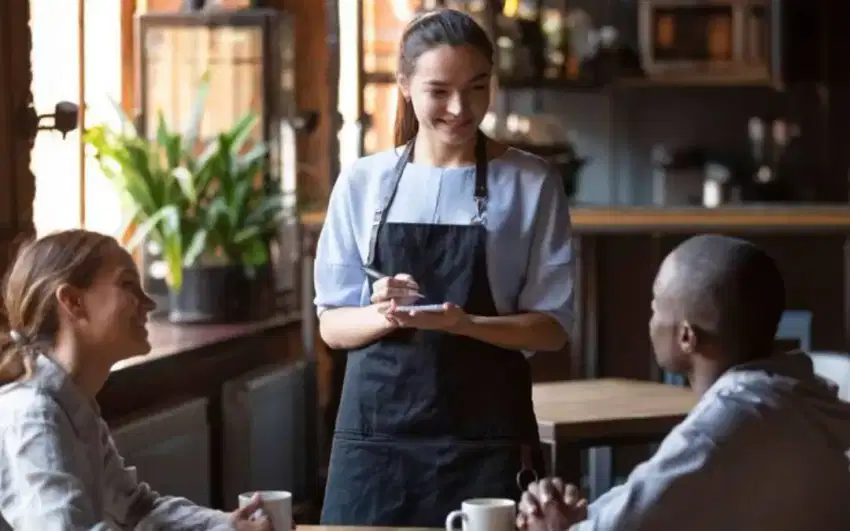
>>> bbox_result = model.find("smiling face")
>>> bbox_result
[399,43,492,147]
[74,242,156,363]
[53,241,157,366]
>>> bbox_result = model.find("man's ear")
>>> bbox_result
[678,320,698,354]
[55,283,87,323]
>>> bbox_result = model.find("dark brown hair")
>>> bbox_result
[0,229,114,383]
[393,9,494,146]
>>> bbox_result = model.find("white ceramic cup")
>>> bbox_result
[445,498,516,531]
[238,490,292,530]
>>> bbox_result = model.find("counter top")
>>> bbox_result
[568,205,850,233]
[301,205,850,233]
[110,313,299,372]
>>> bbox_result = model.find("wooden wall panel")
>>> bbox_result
[271,0,331,205]
[0,0,36,285]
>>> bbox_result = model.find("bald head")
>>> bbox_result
[655,235,786,359]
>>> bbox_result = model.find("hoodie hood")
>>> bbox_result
[710,351,850,449]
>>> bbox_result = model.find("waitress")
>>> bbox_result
[314,8,574,527]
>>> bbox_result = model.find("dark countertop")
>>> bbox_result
[110,313,299,372]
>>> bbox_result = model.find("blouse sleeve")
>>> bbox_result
[100,420,233,531]
[0,400,115,531]
[516,166,575,339]
[313,164,367,316]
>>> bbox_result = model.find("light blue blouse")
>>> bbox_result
[313,146,575,352]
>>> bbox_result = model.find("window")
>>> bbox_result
[30,0,125,238]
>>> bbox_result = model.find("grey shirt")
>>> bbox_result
[574,354,850,531]
[0,353,233,530]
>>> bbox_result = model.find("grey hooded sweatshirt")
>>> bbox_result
[573,353,850,531]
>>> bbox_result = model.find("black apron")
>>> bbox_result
[320,132,545,527]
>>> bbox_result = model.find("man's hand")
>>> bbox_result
[517,478,589,531]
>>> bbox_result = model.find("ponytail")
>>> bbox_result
[0,331,34,384]
[393,88,419,147]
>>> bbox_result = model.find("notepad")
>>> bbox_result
[394,304,446,313]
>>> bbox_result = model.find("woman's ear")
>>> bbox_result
[397,75,411,101]
[55,283,86,323]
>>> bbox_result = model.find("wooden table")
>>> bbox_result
[533,378,698,500]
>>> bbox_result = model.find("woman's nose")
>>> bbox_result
[446,93,464,115]
[140,292,157,313]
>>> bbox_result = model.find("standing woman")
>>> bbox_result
[315,8,574,527]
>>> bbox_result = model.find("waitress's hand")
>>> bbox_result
[384,301,470,332]
[370,273,422,304]
[371,273,421,327]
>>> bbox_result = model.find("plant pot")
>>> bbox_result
[167,264,275,324]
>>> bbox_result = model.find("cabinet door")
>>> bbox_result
[221,360,318,511]
[111,398,212,506]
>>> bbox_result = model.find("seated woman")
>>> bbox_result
[0,229,270,530]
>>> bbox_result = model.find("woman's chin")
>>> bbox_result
[122,338,152,360]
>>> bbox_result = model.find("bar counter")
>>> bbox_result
[300,204,850,233]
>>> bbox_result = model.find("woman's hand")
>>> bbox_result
[383,302,470,332]
[230,493,273,530]
[371,273,422,328]
[370,273,421,304]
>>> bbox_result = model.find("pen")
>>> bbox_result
[362,265,388,280]
[362,266,423,298]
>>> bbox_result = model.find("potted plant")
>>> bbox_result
[84,82,283,323]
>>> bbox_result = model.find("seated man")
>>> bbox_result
[520,234,850,531]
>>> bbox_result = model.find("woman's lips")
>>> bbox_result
[440,119,472,132]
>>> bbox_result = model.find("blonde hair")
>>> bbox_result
[0,229,115,383]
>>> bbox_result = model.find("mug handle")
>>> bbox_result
[445,509,467,531]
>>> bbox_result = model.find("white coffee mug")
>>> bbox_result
[239,490,292,530]
[445,498,516,531]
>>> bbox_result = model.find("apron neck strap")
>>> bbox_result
[365,131,489,266]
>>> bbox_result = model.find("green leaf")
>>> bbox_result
[156,110,182,170]
[172,166,197,204]
[183,228,208,267]
[107,97,138,137]
[227,112,259,155]
[240,238,268,266]
[233,226,261,244]
[162,234,184,290]
[183,72,211,152]
[126,205,181,250]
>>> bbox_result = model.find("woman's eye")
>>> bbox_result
[124,280,142,292]
[472,85,488,91]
